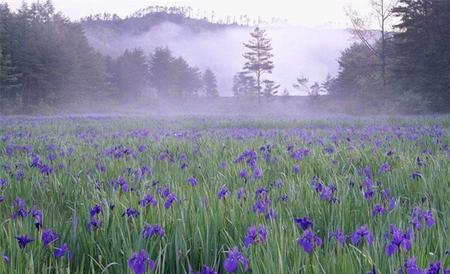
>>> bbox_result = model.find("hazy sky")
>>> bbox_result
[2,0,373,28]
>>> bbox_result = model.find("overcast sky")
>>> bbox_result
[2,0,373,28]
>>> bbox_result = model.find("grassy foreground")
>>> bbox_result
[0,116,449,273]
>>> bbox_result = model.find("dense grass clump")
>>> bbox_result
[0,116,448,273]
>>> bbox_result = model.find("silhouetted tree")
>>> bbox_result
[0,45,21,98]
[109,49,150,101]
[202,68,219,98]
[149,47,175,98]
[232,72,256,97]
[293,77,322,103]
[149,47,202,100]
[242,27,274,104]
[346,0,398,87]
[392,0,450,112]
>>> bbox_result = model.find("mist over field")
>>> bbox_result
[84,22,352,95]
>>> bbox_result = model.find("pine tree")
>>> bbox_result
[149,47,202,100]
[0,45,21,98]
[242,27,274,104]
[392,0,450,112]
[149,47,175,98]
[172,57,202,98]
[111,49,149,101]
[202,68,219,98]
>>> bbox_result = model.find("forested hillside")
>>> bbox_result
[0,0,449,115]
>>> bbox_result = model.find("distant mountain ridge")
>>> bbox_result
[81,10,236,36]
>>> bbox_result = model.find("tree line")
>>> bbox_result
[0,2,218,114]
[1,0,449,114]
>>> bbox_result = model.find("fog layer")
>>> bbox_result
[84,22,352,96]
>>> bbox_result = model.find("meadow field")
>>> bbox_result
[0,116,449,274]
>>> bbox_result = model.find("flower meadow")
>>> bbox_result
[0,116,449,274]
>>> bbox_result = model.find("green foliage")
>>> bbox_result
[392,0,450,112]
[149,47,202,100]
[107,49,150,102]
[0,1,109,112]
[0,116,448,273]
[332,0,450,114]
[202,68,219,98]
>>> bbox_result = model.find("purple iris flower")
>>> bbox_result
[385,225,412,256]
[310,180,337,203]
[372,204,385,217]
[411,172,422,180]
[118,176,129,192]
[379,162,391,173]
[40,165,53,176]
[2,251,9,265]
[87,217,103,230]
[142,224,165,239]
[31,155,42,168]
[252,197,271,216]
[128,250,156,274]
[89,204,103,217]
[239,169,248,179]
[15,235,34,249]
[138,144,147,153]
[320,184,337,202]
[329,229,346,246]
[164,193,177,209]
[236,188,246,201]
[366,265,377,274]
[425,261,442,274]
[252,167,263,179]
[363,166,372,178]
[243,225,267,248]
[298,229,322,253]
[423,209,435,227]
[351,225,374,246]
[31,207,43,229]
[217,185,231,200]
[123,208,140,218]
[400,257,422,274]
[54,243,72,260]
[410,207,435,230]
[389,198,397,210]
[294,216,314,230]
[187,176,198,187]
[292,165,301,174]
[42,229,59,247]
[139,194,157,207]
[291,148,309,160]
[0,178,7,188]
[223,246,249,273]
[364,177,375,200]
[12,197,28,219]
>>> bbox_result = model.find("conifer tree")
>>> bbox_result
[242,27,274,103]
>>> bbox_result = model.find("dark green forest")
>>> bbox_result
[329,0,450,114]
[0,0,449,114]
